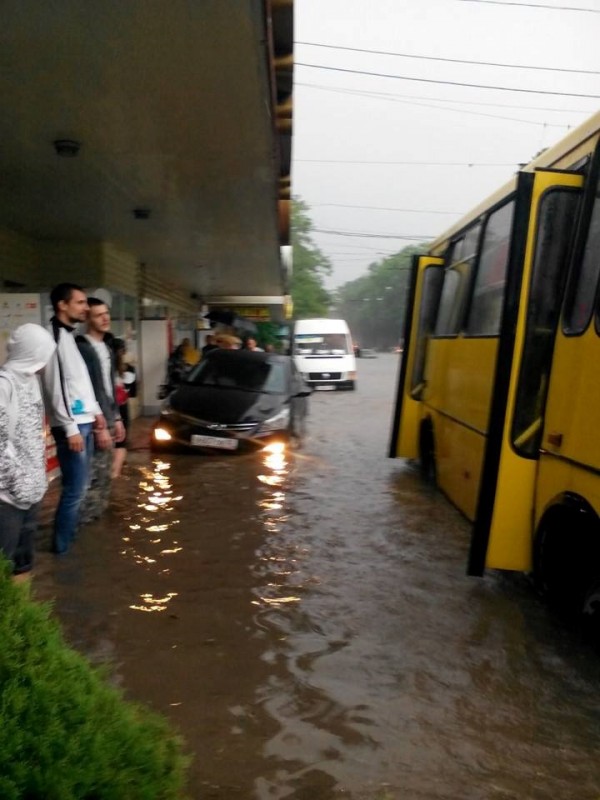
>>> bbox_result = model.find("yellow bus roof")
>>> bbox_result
[429,110,600,255]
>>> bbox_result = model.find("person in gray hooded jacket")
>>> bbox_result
[0,323,56,578]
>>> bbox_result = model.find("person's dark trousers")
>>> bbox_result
[0,500,41,574]
[51,422,94,554]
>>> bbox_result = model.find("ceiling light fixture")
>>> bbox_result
[53,139,81,157]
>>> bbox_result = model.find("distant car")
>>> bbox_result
[360,348,377,358]
[152,349,311,452]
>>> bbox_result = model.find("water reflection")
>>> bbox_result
[121,458,183,612]
[257,444,290,534]
[253,445,308,611]
[130,591,179,613]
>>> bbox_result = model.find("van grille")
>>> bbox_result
[309,372,342,381]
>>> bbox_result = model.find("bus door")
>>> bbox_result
[389,254,444,459]
[536,153,600,524]
[468,169,584,575]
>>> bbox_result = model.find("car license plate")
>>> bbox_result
[190,434,238,450]
[315,385,335,391]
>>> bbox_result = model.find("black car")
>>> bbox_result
[152,348,311,452]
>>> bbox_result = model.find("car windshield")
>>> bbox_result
[294,333,349,355]
[186,357,286,393]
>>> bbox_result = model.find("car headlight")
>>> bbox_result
[259,406,290,432]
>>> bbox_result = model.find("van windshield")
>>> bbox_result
[294,333,350,355]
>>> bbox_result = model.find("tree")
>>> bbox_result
[290,198,332,318]
[334,244,428,350]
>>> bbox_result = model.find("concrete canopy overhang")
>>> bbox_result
[0,0,293,302]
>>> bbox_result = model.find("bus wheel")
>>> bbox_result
[419,422,436,483]
[534,507,598,618]
[581,577,600,648]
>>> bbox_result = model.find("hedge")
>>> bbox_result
[0,560,190,799]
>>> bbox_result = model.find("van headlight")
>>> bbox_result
[260,406,290,432]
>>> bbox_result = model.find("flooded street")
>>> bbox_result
[35,353,600,800]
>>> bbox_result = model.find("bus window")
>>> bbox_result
[434,269,461,335]
[466,200,515,336]
[435,223,481,335]
[410,266,444,395]
[512,188,581,457]
[563,169,600,334]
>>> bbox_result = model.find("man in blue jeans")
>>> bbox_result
[41,284,110,554]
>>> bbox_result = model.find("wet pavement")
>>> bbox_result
[34,354,600,799]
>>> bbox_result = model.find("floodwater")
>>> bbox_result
[34,354,600,799]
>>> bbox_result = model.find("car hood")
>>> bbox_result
[168,385,284,423]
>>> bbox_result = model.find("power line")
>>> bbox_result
[296,40,600,76]
[456,0,599,11]
[313,203,463,215]
[296,158,518,167]
[296,82,574,128]
[295,62,600,99]
[296,82,590,114]
[314,228,433,240]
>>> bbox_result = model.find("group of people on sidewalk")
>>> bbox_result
[0,283,136,582]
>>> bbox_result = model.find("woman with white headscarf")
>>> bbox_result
[0,323,56,580]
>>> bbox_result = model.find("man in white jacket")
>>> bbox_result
[42,283,110,554]
[0,324,56,578]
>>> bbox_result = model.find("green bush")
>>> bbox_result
[0,560,190,799]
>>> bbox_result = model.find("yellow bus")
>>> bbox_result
[389,111,600,620]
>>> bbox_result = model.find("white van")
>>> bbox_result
[292,318,356,390]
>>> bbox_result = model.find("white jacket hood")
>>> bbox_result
[4,323,56,376]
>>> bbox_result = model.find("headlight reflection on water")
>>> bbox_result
[254,439,305,608]
[122,459,183,613]
[130,591,179,613]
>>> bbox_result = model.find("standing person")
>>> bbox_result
[0,324,56,580]
[215,333,241,350]
[201,333,218,356]
[166,342,187,390]
[110,337,136,479]
[75,298,125,520]
[42,283,108,555]
[180,337,200,368]
[243,336,263,352]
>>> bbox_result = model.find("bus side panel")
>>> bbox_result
[536,329,600,527]
[541,333,600,467]
[389,255,443,459]
[426,338,498,437]
[471,170,584,575]
[433,411,487,520]
[425,337,498,519]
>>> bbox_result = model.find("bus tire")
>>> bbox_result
[581,576,600,649]
[533,502,600,618]
[419,421,436,484]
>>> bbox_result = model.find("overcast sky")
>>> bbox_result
[291,0,600,289]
